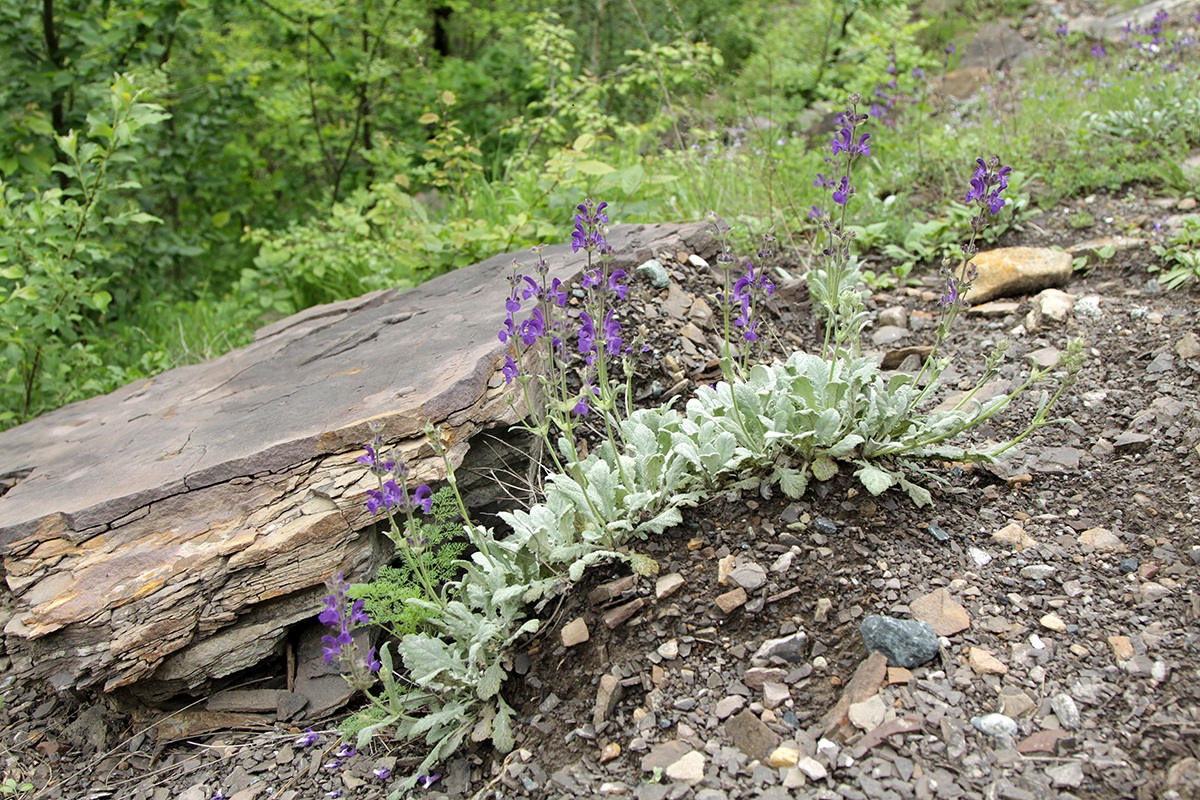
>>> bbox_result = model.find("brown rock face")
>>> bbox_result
[0,222,716,702]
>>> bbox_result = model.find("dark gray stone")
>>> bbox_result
[859,615,939,668]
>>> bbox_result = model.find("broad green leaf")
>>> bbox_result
[573,159,615,176]
[811,456,838,481]
[855,463,895,495]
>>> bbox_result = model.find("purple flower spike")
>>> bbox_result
[831,176,852,206]
[412,484,433,514]
[502,355,519,384]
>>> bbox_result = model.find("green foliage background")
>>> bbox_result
[1,0,1196,426]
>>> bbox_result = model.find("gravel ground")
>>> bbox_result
[2,183,1196,800]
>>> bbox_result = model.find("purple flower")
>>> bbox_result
[373,766,392,781]
[1055,23,1068,38]
[572,199,609,253]
[912,66,924,79]
[296,729,320,748]
[412,484,433,514]
[808,205,825,220]
[831,176,852,205]
[417,774,442,789]
[581,268,601,289]
[606,269,628,299]
[502,354,519,384]
[945,43,956,55]
[964,156,1011,215]
[602,309,622,355]
[366,647,381,673]
[830,127,871,157]
[938,277,960,308]
[577,311,596,362]
[356,445,396,475]
[1091,43,1107,58]
[814,173,835,188]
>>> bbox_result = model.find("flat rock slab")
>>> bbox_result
[0,222,715,700]
[967,246,1072,305]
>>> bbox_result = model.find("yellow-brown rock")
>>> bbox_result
[965,247,1073,305]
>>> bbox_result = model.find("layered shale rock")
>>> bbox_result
[0,222,716,703]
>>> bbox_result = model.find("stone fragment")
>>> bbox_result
[640,740,692,772]
[796,756,828,781]
[561,617,590,647]
[1113,432,1152,452]
[992,522,1036,552]
[909,588,971,637]
[968,547,992,567]
[1025,345,1060,367]
[594,674,624,727]
[971,713,1018,738]
[871,326,910,346]
[1019,564,1056,580]
[1108,635,1134,661]
[878,306,908,328]
[966,247,1073,304]
[860,616,939,668]
[767,745,801,768]
[743,667,787,691]
[880,345,933,370]
[1026,288,1075,331]
[657,639,679,660]
[761,682,790,710]
[728,562,767,592]
[1176,331,1200,360]
[1018,729,1074,754]
[886,667,912,685]
[1078,527,1125,552]
[750,632,808,665]
[589,576,636,607]
[603,598,646,629]
[814,598,832,623]
[1039,614,1067,633]
[848,695,888,732]
[1046,761,1084,789]
[715,587,748,614]
[717,554,736,585]
[968,647,1008,676]
[600,742,621,763]
[967,299,1021,317]
[1051,694,1081,730]
[635,259,670,288]
[725,709,780,762]
[999,687,1036,718]
[664,750,705,783]
[655,573,685,599]
[714,695,746,720]
[661,284,693,320]
[819,651,888,739]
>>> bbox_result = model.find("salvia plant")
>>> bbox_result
[323,98,1084,792]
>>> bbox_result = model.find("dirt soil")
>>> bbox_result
[2,182,1197,800]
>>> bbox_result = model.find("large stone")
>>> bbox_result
[860,616,939,668]
[0,222,717,701]
[962,23,1035,70]
[965,247,1073,305]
